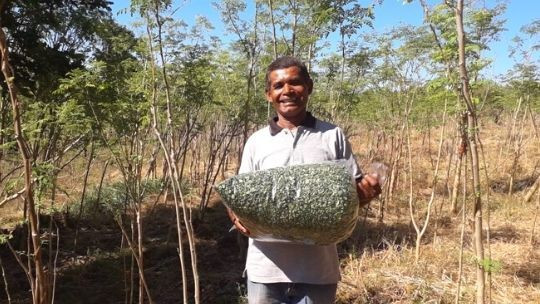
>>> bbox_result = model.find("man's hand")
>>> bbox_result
[356,174,382,207]
[226,207,250,236]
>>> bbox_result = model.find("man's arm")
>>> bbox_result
[333,127,382,206]
[356,174,382,207]
[227,135,256,236]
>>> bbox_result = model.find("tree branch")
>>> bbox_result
[0,188,25,207]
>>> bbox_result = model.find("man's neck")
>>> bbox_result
[276,112,307,130]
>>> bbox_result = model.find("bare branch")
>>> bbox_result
[0,188,25,208]
[0,165,23,184]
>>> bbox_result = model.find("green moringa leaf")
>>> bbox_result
[215,163,359,245]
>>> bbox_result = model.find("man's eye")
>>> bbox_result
[290,80,302,86]
[274,84,283,89]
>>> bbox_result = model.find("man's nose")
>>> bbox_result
[282,83,294,94]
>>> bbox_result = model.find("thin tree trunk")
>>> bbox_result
[240,4,259,171]
[377,133,392,221]
[0,256,11,304]
[524,176,540,203]
[267,0,277,119]
[455,152,468,304]
[0,14,49,303]
[408,97,447,263]
[340,32,346,88]
[120,230,132,304]
[451,156,462,213]
[6,240,34,297]
[528,103,539,140]
[508,107,527,195]
[145,7,189,303]
[117,217,153,304]
[420,0,464,218]
[121,234,128,304]
[26,221,35,303]
[454,1,485,302]
[130,222,135,304]
[146,146,159,179]
[444,136,455,191]
[148,4,200,302]
[50,224,60,304]
[289,0,297,56]
[178,119,197,183]
[530,190,540,246]
[385,122,406,221]
[499,97,523,179]
[137,211,145,304]
[96,160,110,206]
[268,0,277,60]
[451,116,467,214]
[0,96,6,182]
[200,123,239,215]
[74,142,95,250]
[307,42,313,73]
[48,172,59,304]
[334,31,346,119]
[477,127,494,304]
[438,131,455,219]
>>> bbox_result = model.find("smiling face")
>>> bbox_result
[265,66,313,123]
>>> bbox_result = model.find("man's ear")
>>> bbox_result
[265,90,272,102]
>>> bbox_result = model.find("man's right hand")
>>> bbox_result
[226,208,250,236]
[356,173,382,207]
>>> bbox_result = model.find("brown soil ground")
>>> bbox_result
[0,200,248,304]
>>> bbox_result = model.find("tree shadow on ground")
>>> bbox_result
[0,201,247,304]
[340,215,416,254]
[338,210,468,256]
[490,174,538,194]
[510,251,540,285]
[489,224,522,243]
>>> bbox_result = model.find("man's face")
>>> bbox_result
[265,66,313,120]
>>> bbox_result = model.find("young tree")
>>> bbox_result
[0,5,49,303]
[452,0,485,302]
[215,0,262,166]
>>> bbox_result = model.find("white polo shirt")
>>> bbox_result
[238,112,362,284]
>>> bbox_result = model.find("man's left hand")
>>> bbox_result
[356,174,382,207]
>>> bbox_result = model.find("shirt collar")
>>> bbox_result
[268,112,317,136]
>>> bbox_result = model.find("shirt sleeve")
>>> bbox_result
[238,135,255,174]
[335,127,363,180]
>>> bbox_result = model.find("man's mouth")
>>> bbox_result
[280,98,298,105]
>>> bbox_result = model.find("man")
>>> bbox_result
[228,56,381,303]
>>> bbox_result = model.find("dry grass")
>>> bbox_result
[336,119,540,303]
[1,117,539,303]
[336,206,540,303]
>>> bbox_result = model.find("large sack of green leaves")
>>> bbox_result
[215,162,359,245]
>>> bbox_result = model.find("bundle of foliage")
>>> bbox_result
[216,162,359,245]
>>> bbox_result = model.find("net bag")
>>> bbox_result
[215,162,359,245]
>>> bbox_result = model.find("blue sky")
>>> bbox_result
[111,0,539,78]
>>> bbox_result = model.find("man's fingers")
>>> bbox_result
[363,174,380,187]
[358,175,382,202]
[235,219,250,235]
[228,209,250,236]
[226,207,236,221]
[364,174,382,195]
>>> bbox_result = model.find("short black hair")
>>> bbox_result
[265,56,312,92]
